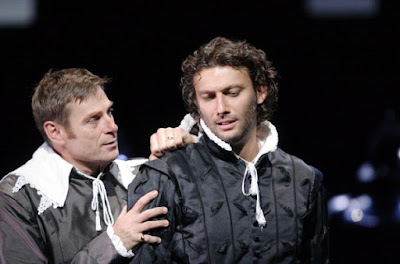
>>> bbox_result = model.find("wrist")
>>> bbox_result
[106,225,135,258]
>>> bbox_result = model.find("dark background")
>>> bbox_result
[1,1,399,263]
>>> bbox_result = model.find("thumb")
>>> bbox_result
[149,153,161,160]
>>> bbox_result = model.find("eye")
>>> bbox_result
[201,93,215,101]
[107,108,114,116]
[88,116,101,123]
[226,89,240,97]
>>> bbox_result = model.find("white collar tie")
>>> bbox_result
[84,172,115,231]
[241,160,266,227]
[200,118,279,229]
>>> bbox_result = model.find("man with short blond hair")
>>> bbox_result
[0,68,195,263]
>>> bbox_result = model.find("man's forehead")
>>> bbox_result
[70,87,108,104]
[67,90,112,114]
[195,66,249,79]
[194,66,250,90]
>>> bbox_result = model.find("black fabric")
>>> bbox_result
[128,135,329,263]
[0,168,131,264]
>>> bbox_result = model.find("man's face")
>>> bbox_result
[59,87,119,174]
[194,66,266,148]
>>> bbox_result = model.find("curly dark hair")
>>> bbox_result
[180,37,279,125]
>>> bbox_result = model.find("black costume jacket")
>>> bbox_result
[128,134,329,263]
[0,143,142,263]
[0,169,130,264]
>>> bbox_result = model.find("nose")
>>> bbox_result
[216,94,229,115]
[105,115,118,133]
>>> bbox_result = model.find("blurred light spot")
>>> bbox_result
[355,194,373,210]
[305,0,380,18]
[0,0,36,27]
[356,214,380,228]
[328,194,350,213]
[342,194,379,227]
[329,193,380,227]
[357,162,376,182]
[117,154,128,161]
[351,208,364,222]
[397,147,400,160]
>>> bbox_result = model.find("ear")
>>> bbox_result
[43,121,65,146]
[256,85,267,104]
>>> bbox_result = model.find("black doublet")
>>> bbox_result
[128,135,329,263]
[0,168,131,263]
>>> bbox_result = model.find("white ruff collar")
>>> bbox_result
[200,119,279,162]
[200,119,279,228]
[3,142,146,214]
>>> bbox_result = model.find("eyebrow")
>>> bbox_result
[82,101,114,120]
[199,85,244,94]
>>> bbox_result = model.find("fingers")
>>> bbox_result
[182,133,198,146]
[138,219,169,244]
[165,127,179,150]
[150,127,198,160]
[141,218,169,231]
[119,205,128,216]
[150,127,184,155]
[169,127,197,148]
[131,190,159,213]
[129,190,169,223]
[136,206,168,223]
[159,127,178,151]
[148,153,158,160]
[141,234,162,244]
[150,132,163,159]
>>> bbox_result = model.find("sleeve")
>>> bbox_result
[0,179,128,264]
[127,163,179,264]
[71,231,130,263]
[309,167,330,264]
[0,191,48,263]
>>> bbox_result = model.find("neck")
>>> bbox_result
[69,160,102,176]
[200,118,262,162]
[59,154,102,176]
[81,165,102,176]
[201,119,279,163]
[232,133,259,162]
[50,144,106,176]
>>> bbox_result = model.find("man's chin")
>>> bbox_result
[217,131,249,145]
[215,133,238,144]
[107,150,120,161]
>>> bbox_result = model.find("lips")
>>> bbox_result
[216,119,236,130]
[104,140,117,146]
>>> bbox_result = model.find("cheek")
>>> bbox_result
[197,102,209,117]
[243,95,258,110]
[199,107,214,122]
[77,134,99,149]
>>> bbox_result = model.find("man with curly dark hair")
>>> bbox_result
[128,37,329,263]
[181,37,278,125]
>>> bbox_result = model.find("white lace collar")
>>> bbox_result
[200,118,279,162]
[3,142,146,214]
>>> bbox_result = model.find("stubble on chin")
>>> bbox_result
[222,102,258,145]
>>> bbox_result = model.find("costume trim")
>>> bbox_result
[3,142,146,215]
[199,119,279,227]
[107,225,135,258]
